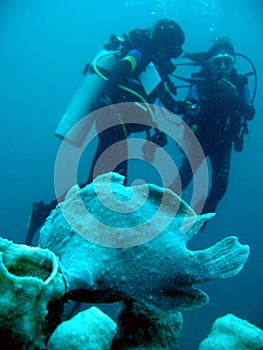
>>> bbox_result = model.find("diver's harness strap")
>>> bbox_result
[233,115,249,152]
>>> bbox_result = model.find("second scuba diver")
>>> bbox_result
[169,37,255,215]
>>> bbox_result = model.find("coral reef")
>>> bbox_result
[199,313,263,349]
[0,237,66,349]
[111,300,183,349]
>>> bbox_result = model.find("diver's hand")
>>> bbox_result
[151,131,167,147]
[217,78,238,97]
[184,99,200,117]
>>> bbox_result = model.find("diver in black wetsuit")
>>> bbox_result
[85,19,186,185]
[169,37,255,214]
[26,19,186,245]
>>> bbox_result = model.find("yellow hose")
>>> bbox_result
[93,50,156,123]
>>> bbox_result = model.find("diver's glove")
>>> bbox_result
[217,78,238,97]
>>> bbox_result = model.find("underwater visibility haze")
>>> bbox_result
[0,0,262,349]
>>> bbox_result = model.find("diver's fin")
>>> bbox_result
[25,200,57,245]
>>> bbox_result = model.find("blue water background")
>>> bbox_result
[0,1,262,349]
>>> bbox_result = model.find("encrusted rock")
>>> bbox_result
[111,300,183,350]
[199,313,263,349]
[47,306,116,350]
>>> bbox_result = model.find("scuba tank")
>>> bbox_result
[55,50,119,147]
[55,30,166,147]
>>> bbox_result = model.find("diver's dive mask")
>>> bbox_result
[209,53,235,72]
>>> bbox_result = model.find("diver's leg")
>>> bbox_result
[85,125,128,185]
[202,143,232,213]
[169,146,205,195]
[170,155,194,193]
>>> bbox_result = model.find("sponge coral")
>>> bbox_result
[0,237,66,349]
[199,314,263,349]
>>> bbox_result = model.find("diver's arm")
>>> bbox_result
[159,88,186,114]
[228,86,255,121]
[219,78,255,120]
[107,49,143,89]
[240,84,255,120]
[183,83,201,118]
[158,76,192,115]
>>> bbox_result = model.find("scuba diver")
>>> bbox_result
[84,18,186,185]
[169,37,256,215]
[26,19,186,245]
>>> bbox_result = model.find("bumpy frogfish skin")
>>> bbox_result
[39,172,249,311]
